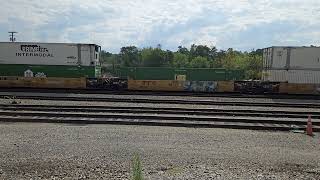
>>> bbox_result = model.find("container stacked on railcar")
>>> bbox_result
[262,46,320,94]
[1,42,319,95]
[262,46,320,83]
[0,42,101,78]
[0,42,102,88]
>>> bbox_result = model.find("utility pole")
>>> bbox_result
[8,31,18,42]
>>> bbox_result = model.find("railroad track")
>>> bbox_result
[1,94,320,108]
[0,104,319,131]
[1,104,320,119]
[1,88,320,100]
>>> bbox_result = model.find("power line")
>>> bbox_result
[8,31,18,42]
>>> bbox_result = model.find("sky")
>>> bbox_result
[0,0,320,53]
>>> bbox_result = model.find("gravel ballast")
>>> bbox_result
[0,123,319,179]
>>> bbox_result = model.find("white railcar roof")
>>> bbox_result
[263,46,320,49]
[0,42,100,46]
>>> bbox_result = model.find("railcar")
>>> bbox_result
[0,42,319,95]
[260,46,320,94]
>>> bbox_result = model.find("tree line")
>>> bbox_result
[100,44,263,79]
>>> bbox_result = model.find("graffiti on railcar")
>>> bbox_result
[234,81,280,94]
[184,81,217,92]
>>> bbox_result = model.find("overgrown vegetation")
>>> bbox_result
[100,44,263,79]
[132,153,143,180]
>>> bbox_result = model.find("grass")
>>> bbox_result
[132,153,143,180]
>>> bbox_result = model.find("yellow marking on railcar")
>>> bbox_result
[279,82,319,94]
[0,77,86,89]
[217,81,234,92]
[128,80,184,91]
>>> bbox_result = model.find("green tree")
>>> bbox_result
[211,50,226,68]
[141,47,166,67]
[251,49,263,56]
[120,46,140,67]
[195,45,211,58]
[164,50,174,65]
[172,53,189,68]
[189,56,210,68]
[100,50,112,63]
[220,48,237,69]
[221,49,263,79]
[189,44,212,58]
[113,44,263,80]
[177,46,189,55]
[244,54,263,79]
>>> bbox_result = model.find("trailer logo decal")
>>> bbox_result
[24,69,34,77]
[16,45,54,58]
[35,72,47,78]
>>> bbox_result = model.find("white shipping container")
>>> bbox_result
[262,69,320,84]
[288,70,320,84]
[290,48,320,69]
[263,47,288,69]
[262,69,288,82]
[0,42,100,66]
[263,46,320,70]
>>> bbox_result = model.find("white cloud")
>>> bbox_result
[1,0,320,52]
[0,0,72,25]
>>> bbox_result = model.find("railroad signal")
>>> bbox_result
[8,31,18,42]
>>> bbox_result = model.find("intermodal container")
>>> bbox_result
[263,46,320,70]
[287,70,320,84]
[0,42,101,66]
[262,70,288,82]
[262,69,320,84]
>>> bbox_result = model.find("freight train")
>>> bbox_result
[0,42,319,95]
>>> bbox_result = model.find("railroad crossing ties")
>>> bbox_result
[0,103,319,132]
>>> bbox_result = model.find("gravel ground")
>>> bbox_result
[1,98,320,113]
[1,91,320,104]
[0,123,319,179]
